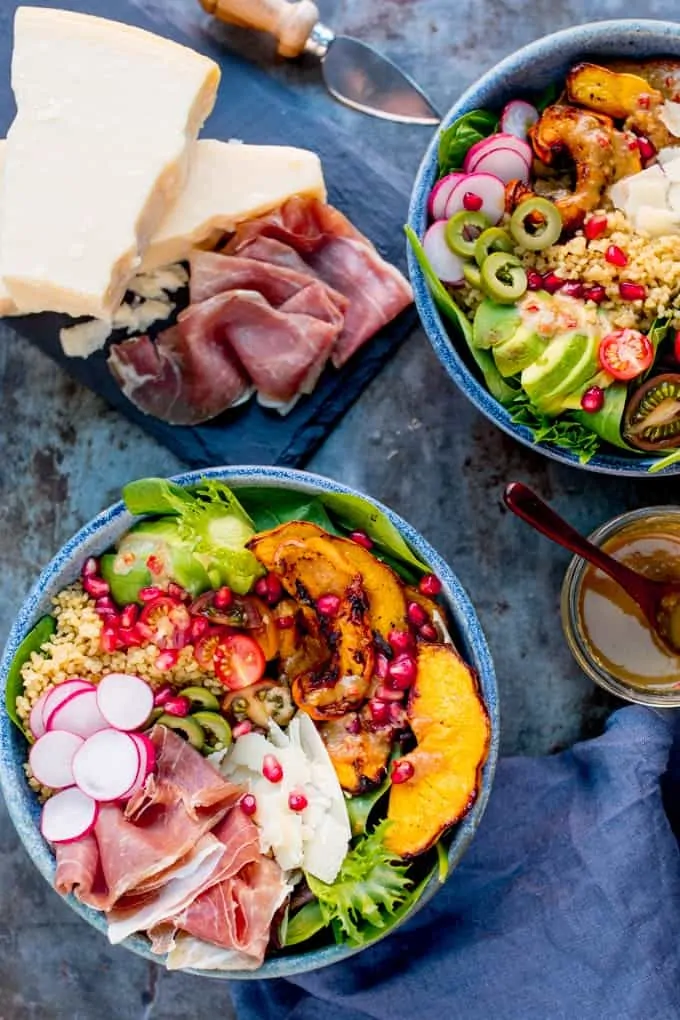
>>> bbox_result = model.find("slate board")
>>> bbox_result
[0,0,417,469]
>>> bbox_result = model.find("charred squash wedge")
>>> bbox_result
[247,520,326,572]
[566,62,662,120]
[328,536,407,638]
[320,715,392,794]
[385,643,490,858]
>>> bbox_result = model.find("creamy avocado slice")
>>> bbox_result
[473,299,521,349]
[493,328,547,377]
[522,332,600,415]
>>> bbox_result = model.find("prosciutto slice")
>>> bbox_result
[54,834,99,902]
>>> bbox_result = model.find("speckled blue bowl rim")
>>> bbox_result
[408,19,680,478]
[0,466,498,981]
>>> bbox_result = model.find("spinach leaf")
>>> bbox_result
[436,840,449,883]
[346,776,391,838]
[643,317,672,380]
[649,448,680,474]
[535,81,560,112]
[285,900,327,947]
[235,487,337,533]
[510,392,602,463]
[405,226,518,406]
[122,477,193,516]
[320,490,428,573]
[572,383,636,452]
[6,616,56,735]
[438,109,498,175]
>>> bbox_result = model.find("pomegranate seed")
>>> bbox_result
[526,269,544,291]
[605,244,628,267]
[214,586,233,610]
[155,650,179,671]
[136,621,155,642]
[388,629,414,654]
[83,574,110,599]
[139,586,163,603]
[463,191,483,211]
[81,557,99,578]
[262,754,283,783]
[637,136,656,161]
[232,720,253,738]
[162,695,190,717]
[391,759,415,784]
[317,594,341,617]
[638,94,650,109]
[240,793,257,816]
[584,284,607,304]
[288,791,308,812]
[276,614,295,630]
[376,684,404,703]
[419,574,442,597]
[584,215,608,241]
[153,685,174,707]
[368,699,390,725]
[167,582,189,602]
[190,616,210,642]
[119,604,139,630]
[580,386,605,413]
[118,625,143,648]
[374,652,390,679]
[407,601,428,628]
[94,596,117,618]
[560,280,584,299]
[346,716,361,735]
[349,530,373,550]
[388,654,417,689]
[619,281,646,301]
[542,271,565,294]
[100,622,119,654]
[254,577,269,599]
[419,623,439,642]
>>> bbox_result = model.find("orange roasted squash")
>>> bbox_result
[320,715,392,794]
[385,643,490,858]
[566,62,662,120]
[247,520,326,572]
[328,536,406,639]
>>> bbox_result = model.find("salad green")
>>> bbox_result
[6,615,56,734]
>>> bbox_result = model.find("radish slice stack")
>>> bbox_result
[31,673,158,844]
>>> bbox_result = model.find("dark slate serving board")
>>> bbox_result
[0,0,417,469]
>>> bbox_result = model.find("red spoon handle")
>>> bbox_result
[502,482,655,615]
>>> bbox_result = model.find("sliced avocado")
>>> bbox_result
[179,686,220,712]
[529,333,601,415]
[493,327,546,377]
[156,713,205,750]
[193,711,232,751]
[473,299,521,350]
[522,332,593,415]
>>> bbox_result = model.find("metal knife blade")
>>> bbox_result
[312,31,440,125]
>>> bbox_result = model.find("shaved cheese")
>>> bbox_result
[165,935,270,972]
[660,100,680,138]
[139,141,326,272]
[1,8,220,318]
[59,319,113,358]
[634,205,680,236]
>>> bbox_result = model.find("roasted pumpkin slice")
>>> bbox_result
[566,62,662,120]
[320,715,392,794]
[385,643,490,858]
[278,603,330,682]
[327,536,407,639]
[247,520,327,572]
[246,595,279,661]
[291,580,374,720]
[405,587,453,644]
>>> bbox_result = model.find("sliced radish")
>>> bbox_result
[29,730,84,789]
[47,689,109,739]
[124,733,157,797]
[500,100,539,141]
[96,673,154,732]
[428,172,465,220]
[422,221,465,285]
[470,147,531,185]
[464,133,532,174]
[73,730,141,802]
[444,172,506,225]
[41,787,99,844]
[29,691,52,740]
[42,679,94,730]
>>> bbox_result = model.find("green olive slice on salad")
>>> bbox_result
[510,197,562,251]
[445,210,491,259]
[192,710,232,751]
[463,262,483,289]
[156,713,205,750]
[474,227,514,267]
[480,251,528,304]
[178,685,220,712]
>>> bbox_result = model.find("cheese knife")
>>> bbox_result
[198,0,440,124]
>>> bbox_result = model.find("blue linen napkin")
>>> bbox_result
[231,706,680,1020]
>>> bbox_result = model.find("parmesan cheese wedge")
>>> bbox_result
[0,142,18,317]
[139,141,326,271]
[1,7,220,320]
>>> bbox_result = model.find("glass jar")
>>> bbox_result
[561,506,680,708]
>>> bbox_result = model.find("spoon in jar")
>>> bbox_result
[503,481,680,653]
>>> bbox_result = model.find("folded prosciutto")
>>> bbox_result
[107,197,412,425]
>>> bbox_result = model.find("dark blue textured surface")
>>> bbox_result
[0,0,416,470]
[232,705,680,1020]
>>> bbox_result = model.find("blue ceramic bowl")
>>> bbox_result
[408,20,680,477]
[0,466,498,980]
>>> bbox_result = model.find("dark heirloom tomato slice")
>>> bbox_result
[599,329,653,381]
[624,373,680,451]
[214,634,266,691]
[139,596,191,649]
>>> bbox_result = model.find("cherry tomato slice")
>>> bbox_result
[214,634,266,691]
[599,329,653,381]
[139,596,191,649]
[194,627,232,670]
